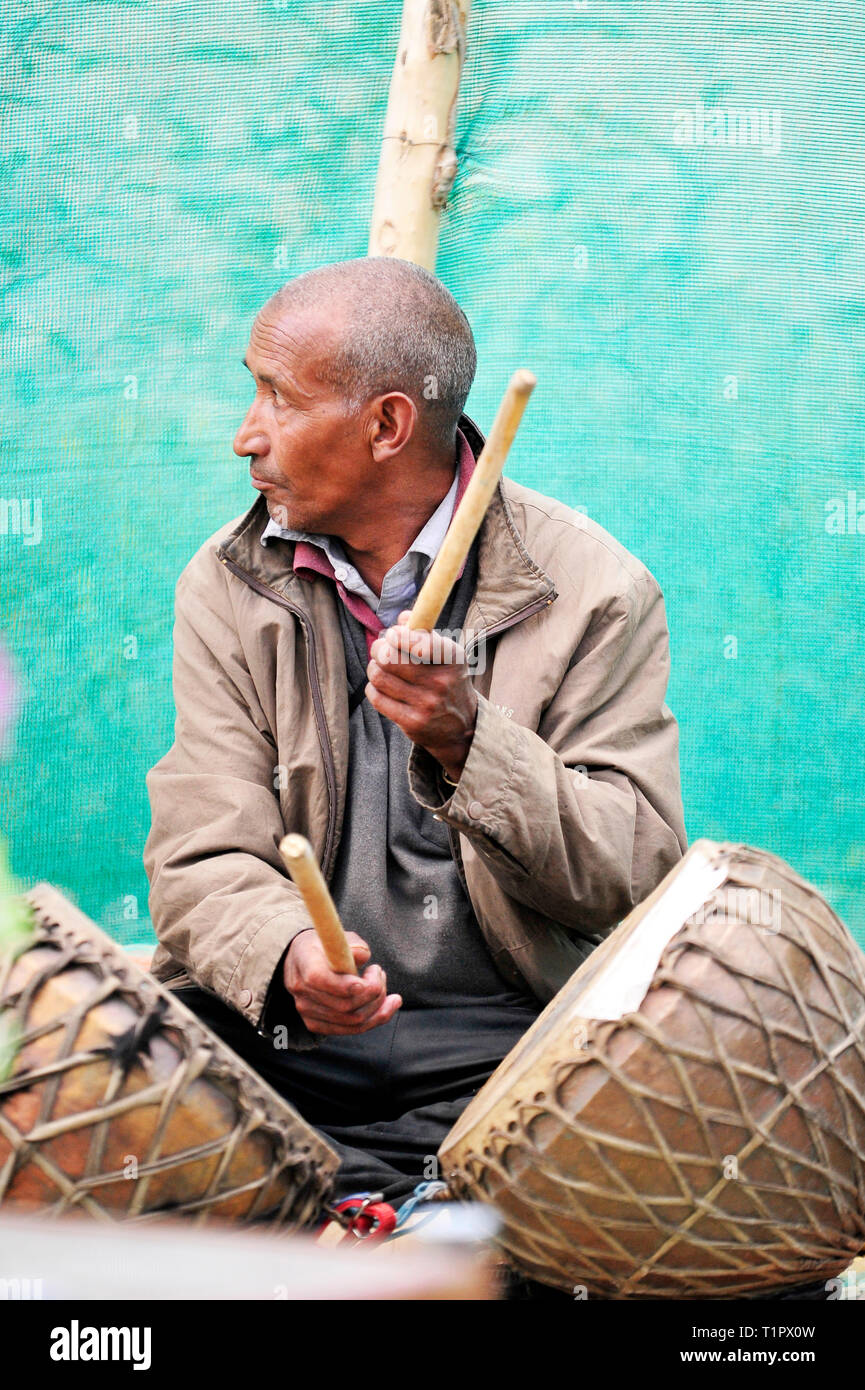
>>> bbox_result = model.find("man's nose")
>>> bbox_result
[233,402,269,460]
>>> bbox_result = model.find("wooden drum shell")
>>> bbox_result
[0,885,337,1228]
[440,841,865,1298]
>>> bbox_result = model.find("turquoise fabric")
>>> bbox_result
[0,1,862,947]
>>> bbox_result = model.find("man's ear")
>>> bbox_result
[368,391,417,460]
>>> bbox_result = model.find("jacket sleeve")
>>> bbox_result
[143,560,317,1044]
[408,572,687,938]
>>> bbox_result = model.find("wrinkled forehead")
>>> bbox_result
[248,296,344,379]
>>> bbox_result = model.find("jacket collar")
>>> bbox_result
[217,412,558,637]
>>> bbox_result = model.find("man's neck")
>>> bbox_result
[338,454,458,598]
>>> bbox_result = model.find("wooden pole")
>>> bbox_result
[279,834,358,976]
[368,0,472,269]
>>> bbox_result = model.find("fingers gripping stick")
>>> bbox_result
[279,834,359,976]
[406,369,537,633]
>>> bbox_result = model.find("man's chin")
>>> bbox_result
[265,498,322,534]
[265,500,293,529]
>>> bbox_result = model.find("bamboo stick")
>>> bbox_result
[407,369,536,631]
[278,834,358,976]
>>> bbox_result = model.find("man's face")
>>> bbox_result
[233,301,369,534]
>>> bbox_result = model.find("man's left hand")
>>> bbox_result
[366,610,477,783]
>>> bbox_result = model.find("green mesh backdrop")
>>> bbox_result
[1,1,862,949]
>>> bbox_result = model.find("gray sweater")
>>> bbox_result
[329,537,538,1014]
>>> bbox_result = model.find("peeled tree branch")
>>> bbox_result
[368,0,472,269]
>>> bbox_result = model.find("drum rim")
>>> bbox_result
[6,882,340,1179]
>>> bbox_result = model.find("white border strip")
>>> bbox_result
[571,848,729,1022]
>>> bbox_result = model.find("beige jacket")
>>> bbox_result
[144,415,687,1032]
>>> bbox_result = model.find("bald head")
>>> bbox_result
[265,257,477,451]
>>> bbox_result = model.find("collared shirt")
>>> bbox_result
[261,471,459,629]
[259,427,476,650]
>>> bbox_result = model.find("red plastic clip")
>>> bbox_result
[332,1193,398,1241]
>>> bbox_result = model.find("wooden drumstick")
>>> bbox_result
[278,834,359,976]
[406,368,537,632]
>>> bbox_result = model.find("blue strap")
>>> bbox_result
[394,1180,449,1228]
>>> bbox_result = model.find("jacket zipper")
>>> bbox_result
[218,554,340,880]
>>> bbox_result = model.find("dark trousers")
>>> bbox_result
[175,986,831,1299]
[174,985,535,1205]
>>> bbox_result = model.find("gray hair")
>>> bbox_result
[267,257,477,449]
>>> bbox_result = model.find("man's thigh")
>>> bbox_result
[171,986,534,1119]
[170,985,534,1204]
[171,984,376,1124]
[317,1097,475,1203]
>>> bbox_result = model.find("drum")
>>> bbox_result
[0,883,338,1227]
[439,840,865,1298]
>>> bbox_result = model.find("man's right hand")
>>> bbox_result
[283,929,402,1035]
